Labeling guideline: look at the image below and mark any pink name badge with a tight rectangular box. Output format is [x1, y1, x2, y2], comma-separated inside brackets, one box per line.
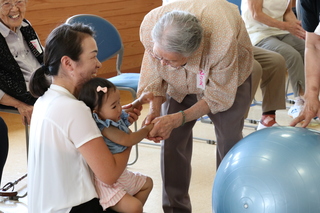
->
[30, 39, 43, 54]
[197, 70, 205, 90]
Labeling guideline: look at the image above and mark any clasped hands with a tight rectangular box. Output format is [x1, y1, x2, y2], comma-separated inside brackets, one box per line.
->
[123, 102, 180, 143]
[284, 19, 306, 40]
[142, 113, 181, 143]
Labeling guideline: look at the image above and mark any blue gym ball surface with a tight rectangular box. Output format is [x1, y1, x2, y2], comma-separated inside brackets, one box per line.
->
[212, 126, 320, 213]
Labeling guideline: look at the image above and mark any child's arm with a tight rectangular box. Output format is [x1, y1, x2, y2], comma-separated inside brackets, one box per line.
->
[101, 123, 154, 147]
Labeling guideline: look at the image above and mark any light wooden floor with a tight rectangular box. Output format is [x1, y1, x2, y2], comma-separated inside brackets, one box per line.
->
[1, 90, 320, 213]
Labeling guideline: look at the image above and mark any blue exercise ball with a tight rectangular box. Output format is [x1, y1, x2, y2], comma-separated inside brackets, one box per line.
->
[212, 126, 320, 213]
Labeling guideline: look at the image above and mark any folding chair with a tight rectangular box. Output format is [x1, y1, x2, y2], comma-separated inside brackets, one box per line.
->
[66, 14, 139, 165]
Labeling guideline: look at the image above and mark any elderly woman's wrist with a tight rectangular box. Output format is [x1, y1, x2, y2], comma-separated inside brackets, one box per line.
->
[280, 21, 288, 31]
[14, 100, 26, 109]
[179, 110, 186, 127]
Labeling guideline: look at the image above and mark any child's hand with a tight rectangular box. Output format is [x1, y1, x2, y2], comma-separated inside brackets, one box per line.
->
[143, 123, 154, 132]
[143, 123, 162, 143]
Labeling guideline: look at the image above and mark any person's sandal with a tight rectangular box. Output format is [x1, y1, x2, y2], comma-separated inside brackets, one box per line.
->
[257, 115, 279, 130]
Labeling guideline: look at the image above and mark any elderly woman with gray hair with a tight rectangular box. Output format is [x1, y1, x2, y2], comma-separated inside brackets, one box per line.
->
[138, 0, 253, 212]
[0, 0, 43, 189]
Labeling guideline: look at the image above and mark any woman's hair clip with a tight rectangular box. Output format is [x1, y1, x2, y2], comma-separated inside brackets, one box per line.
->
[97, 86, 108, 93]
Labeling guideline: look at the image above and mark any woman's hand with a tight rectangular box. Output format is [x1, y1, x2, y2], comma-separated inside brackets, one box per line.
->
[147, 112, 182, 142]
[284, 20, 306, 40]
[17, 103, 33, 125]
[290, 98, 320, 127]
[141, 109, 163, 143]
[0, 94, 34, 125]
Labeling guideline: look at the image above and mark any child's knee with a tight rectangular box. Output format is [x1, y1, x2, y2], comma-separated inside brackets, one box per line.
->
[145, 176, 153, 191]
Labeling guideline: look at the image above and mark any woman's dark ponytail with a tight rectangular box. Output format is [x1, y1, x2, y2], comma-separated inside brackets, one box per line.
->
[29, 65, 51, 98]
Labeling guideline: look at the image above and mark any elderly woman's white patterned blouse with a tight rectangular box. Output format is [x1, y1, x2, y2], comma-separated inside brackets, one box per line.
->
[138, 0, 253, 114]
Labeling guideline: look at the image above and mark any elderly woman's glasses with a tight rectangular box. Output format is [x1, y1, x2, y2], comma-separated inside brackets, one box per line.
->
[148, 49, 165, 62]
[0, 0, 26, 11]
[147, 49, 187, 69]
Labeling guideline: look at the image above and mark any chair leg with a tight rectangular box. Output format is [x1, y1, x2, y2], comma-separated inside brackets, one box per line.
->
[127, 145, 139, 166]
[127, 120, 139, 165]
[192, 117, 216, 144]
[285, 76, 295, 106]
[25, 125, 29, 159]
[128, 90, 138, 165]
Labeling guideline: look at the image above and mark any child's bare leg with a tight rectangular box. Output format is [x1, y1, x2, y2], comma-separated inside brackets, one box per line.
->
[110, 177, 153, 213]
[134, 177, 153, 205]
[111, 193, 143, 213]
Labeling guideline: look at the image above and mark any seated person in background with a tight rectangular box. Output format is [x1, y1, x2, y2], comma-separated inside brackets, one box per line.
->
[251, 46, 287, 130]
[241, 0, 306, 119]
[0, 0, 43, 189]
[0, 117, 8, 187]
[78, 77, 154, 213]
[290, 0, 320, 127]
[0, 0, 44, 124]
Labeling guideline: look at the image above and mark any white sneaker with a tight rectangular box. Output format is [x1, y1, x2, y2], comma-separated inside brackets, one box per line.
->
[257, 122, 279, 130]
[288, 105, 303, 119]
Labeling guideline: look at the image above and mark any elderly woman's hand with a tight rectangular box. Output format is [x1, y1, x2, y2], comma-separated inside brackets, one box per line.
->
[122, 104, 142, 124]
[17, 103, 33, 125]
[140, 110, 161, 142]
[148, 112, 182, 141]
[284, 20, 306, 40]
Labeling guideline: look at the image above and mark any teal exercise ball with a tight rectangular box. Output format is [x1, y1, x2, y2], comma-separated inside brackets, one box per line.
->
[212, 127, 320, 213]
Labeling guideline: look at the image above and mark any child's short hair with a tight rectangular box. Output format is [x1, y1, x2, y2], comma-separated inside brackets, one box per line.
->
[78, 77, 117, 112]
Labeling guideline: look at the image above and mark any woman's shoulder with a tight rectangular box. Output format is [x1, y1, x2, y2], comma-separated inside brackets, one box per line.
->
[41, 87, 90, 114]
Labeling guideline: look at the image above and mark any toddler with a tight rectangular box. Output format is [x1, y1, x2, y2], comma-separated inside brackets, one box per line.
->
[78, 77, 154, 213]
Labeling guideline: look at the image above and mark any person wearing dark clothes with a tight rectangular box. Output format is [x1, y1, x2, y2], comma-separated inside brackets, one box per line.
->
[0, 117, 8, 187]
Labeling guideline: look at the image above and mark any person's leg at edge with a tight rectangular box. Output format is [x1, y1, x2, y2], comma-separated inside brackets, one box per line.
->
[254, 47, 287, 129]
[280, 34, 306, 117]
[245, 58, 261, 119]
[161, 94, 198, 213]
[256, 35, 305, 98]
[0, 117, 9, 187]
[209, 75, 252, 168]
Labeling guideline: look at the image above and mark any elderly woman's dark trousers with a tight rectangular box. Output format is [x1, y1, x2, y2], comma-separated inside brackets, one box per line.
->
[161, 76, 252, 213]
